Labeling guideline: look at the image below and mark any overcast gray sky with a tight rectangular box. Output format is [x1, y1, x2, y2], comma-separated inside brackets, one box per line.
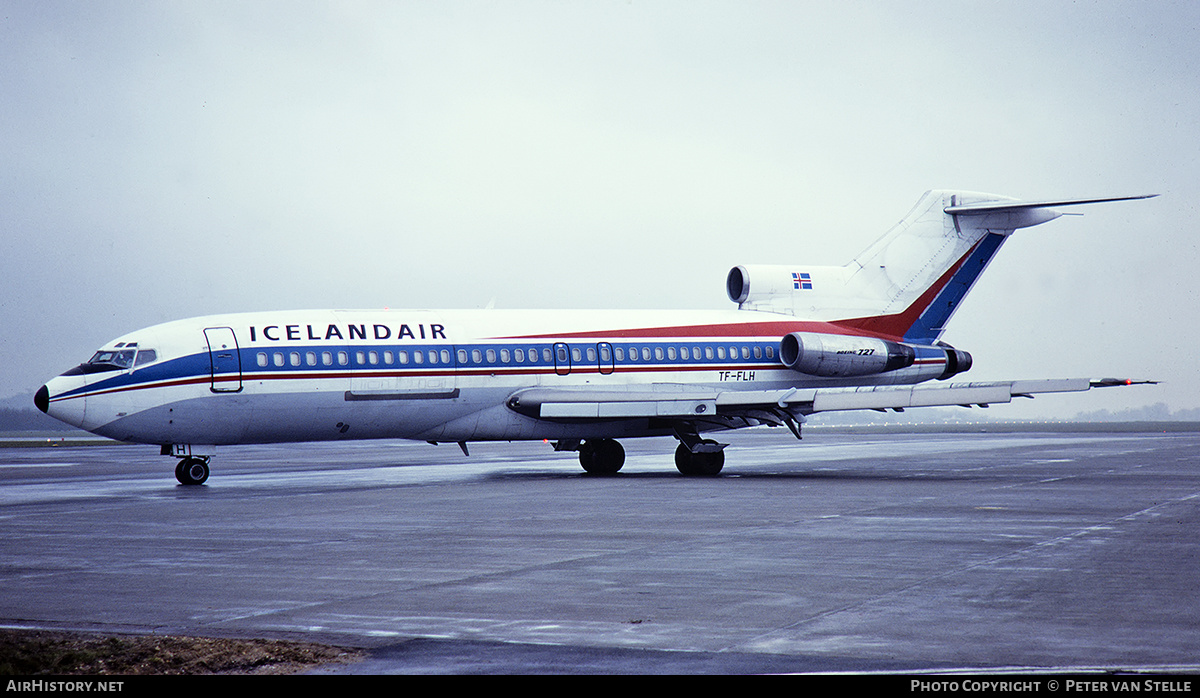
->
[2, 1, 1196, 418]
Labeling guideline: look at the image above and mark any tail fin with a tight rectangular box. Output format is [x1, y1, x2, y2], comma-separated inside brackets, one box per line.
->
[729, 190, 1155, 343]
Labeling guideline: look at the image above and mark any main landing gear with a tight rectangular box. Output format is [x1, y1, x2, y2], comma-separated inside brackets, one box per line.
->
[558, 431, 727, 476]
[174, 457, 210, 486]
[578, 438, 625, 475]
[674, 440, 725, 476]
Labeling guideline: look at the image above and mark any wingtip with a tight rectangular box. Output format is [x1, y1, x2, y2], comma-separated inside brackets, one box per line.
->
[1089, 378, 1159, 388]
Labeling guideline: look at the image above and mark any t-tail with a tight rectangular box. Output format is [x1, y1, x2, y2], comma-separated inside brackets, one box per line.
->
[727, 190, 1157, 344]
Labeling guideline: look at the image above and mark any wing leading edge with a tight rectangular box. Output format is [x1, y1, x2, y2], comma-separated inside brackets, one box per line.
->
[509, 378, 1156, 421]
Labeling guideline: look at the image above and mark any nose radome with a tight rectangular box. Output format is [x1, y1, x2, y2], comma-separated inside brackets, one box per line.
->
[34, 385, 49, 413]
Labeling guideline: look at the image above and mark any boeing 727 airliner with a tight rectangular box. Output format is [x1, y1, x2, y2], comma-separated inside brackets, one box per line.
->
[35, 190, 1155, 484]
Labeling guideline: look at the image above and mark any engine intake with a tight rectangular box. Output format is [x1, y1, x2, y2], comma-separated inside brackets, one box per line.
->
[779, 332, 916, 378]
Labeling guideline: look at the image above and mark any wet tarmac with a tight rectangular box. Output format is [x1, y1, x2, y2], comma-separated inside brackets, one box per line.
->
[2, 429, 1198, 674]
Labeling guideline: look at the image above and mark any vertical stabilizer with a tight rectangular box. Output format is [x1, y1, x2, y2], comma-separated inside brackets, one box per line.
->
[834, 190, 1017, 343]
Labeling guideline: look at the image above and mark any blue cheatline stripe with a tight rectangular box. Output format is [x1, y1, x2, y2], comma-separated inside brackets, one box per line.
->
[53, 338, 792, 401]
[904, 232, 1007, 345]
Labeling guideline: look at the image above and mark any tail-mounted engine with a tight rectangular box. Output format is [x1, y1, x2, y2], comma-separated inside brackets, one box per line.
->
[779, 332, 914, 377]
[778, 331, 973, 381]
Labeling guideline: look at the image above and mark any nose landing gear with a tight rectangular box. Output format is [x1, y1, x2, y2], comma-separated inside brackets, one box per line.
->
[175, 457, 210, 486]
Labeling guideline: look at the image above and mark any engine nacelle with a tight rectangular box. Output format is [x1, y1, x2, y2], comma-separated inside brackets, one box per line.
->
[779, 331, 916, 378]
[726, 264, 872, 318]
[728, 264, 848, 305]
[939, 347, 973, 380]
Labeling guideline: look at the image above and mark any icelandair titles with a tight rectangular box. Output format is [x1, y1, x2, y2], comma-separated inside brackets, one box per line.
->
[248, 323, 447, 343]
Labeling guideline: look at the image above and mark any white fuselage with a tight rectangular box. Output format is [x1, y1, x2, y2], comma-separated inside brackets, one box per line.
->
[40, 307, 953, 448]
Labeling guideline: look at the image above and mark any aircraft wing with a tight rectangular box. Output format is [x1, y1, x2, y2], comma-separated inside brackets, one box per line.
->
[508, 378, 1154, 422]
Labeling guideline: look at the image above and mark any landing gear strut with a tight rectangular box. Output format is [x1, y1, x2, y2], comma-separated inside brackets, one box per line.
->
[578, 438, 625, 475]
[175, 457, 210, 485]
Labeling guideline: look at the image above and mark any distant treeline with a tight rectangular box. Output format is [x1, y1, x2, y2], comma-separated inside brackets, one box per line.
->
[0, 408, 80, 432]
[1073, 402, 1200, 422]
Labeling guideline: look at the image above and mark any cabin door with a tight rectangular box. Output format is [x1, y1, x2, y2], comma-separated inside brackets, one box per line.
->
[204, 327, 243, 393]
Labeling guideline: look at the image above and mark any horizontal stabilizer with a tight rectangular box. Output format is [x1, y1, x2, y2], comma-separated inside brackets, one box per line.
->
[944, 194, 1158, 215]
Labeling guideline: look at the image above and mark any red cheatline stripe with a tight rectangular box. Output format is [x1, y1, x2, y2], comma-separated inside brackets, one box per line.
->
[495, 320, 895, 341]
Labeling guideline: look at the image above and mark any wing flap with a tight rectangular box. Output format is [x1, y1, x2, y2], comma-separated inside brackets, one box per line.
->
[515, 388, 718, 419]
[806, 379, 1093, 412]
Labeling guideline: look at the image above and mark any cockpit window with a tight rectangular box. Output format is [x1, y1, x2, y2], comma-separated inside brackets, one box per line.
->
[87, 349, 136, 370]
[76, 347, 157, 374]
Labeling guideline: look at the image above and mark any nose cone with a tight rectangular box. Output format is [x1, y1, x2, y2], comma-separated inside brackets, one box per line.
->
[37, 376, 88, 430]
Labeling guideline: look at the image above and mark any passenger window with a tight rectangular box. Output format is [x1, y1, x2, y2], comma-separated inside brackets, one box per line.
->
[472, 349, 482, 363]
[680, 347, 689, 360]
[257, 353, 268, 368]
[500, 349, 510, 363]
[355, 351, 366, 365]
[427, 351, 437, 364]
[399, 351, 409, 364]
[273, 352, 284, 367]
[766, 346, 774, 359]
[515, 348, 525, 363]
[457, 349, 468, 364]
[413, 351, 424, 364]
[322, 351, 333, 366]
[486, 349, 497, 363]
[654, 347, 664, 361]
[542, 347, 552, 362]
[441, 350, 451, 364]
[384, 351, 394, 365]
[306, 351, 317, 366]
[705, 346, 715, 360]
[753, 346, 762, 359]
[368, 351, 379, 365]
[717, 347, 726, 360]
[642, 347, 652, 361]
[667, 347, 676, 360]
[571, 347, 581, 362]
[337, 351, 348, 366]
[586, 347, 596, 362]
[290, 352, 301, 367]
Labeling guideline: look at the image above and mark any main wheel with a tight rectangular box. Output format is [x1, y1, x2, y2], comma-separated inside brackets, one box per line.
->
[674, 441, 724, 476]
[579, 439, 625, 475]
[176, 457, 210, 485]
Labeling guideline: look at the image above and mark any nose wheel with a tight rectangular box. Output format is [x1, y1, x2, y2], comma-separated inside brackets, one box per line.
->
[175, 457, 210, 485]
